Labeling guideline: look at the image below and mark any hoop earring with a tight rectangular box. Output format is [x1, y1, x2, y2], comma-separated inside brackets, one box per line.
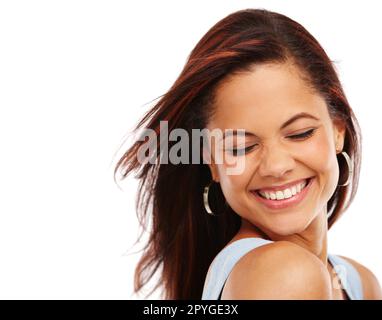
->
[337, 151, 353, 187]
[203, 180, 218, 216]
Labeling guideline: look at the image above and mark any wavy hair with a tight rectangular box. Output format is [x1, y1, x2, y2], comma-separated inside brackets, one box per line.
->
[114, 8, 362, 299]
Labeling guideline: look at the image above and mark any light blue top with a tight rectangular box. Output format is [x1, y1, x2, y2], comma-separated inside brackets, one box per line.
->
[201, 237, 363, 300]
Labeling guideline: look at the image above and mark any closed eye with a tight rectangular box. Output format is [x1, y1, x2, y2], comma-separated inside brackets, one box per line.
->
[288, 128, 316, 140]
[227, 144, 258, 156]
[227, 128, 317, 156]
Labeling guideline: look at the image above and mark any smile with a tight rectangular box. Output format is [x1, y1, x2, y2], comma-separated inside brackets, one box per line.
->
[250, 177, 315, 210]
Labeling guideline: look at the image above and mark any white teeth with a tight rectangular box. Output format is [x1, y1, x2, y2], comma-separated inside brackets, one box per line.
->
[258, 179, 309, 200]
[284, 188, 292, 198]
[276, 191, 284, 200]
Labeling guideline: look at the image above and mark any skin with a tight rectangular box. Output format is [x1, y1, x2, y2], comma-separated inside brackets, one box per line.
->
[203, 61, 382, 300]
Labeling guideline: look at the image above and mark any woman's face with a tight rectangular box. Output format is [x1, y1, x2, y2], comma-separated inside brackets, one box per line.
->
[205, 62, 346, 237]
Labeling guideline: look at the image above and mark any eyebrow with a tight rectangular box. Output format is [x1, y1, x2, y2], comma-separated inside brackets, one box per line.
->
[222, 112, 320, 139]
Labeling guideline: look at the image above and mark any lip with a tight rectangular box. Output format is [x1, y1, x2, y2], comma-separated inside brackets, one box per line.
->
[250, 177, 315, 210]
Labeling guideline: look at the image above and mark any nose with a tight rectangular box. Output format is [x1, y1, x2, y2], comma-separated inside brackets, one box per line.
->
[257, 145, 295, 179]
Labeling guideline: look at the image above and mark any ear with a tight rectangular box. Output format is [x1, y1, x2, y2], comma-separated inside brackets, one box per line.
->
[202, 146, 220, 182]
[332, 118, 346, 153]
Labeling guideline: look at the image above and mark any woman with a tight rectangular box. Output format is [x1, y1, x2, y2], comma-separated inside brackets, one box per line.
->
[114, 8, 382, 299]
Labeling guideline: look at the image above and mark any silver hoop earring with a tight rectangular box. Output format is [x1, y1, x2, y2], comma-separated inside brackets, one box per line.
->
[337, 151, 353, 187]
[203, 181, 218, 216]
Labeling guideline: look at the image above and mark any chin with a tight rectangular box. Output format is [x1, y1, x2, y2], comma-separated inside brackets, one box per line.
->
[265, 219, 310, 237]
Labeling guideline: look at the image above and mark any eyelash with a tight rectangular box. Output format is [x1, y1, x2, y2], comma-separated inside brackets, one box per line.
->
[228, 128, 316, 156]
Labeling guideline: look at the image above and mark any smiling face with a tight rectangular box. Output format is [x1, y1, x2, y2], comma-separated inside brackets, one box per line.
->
[204, 61, 346, 237]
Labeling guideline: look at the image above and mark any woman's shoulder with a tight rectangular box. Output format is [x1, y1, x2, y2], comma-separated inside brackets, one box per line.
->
[221, 240, 332, 299]
[338, 255, 382, 299]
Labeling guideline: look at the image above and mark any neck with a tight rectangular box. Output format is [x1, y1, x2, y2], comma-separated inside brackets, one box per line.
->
[275, 208, 329, 266]
[238, 207, 329, 267]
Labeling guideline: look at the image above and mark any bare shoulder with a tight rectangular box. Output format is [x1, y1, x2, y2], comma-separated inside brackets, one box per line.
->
[339, 255, 382, 300]
[221, 240, 332, 299]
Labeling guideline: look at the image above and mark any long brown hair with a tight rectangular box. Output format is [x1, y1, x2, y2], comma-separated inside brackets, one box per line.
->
[114, 8, 362, 299]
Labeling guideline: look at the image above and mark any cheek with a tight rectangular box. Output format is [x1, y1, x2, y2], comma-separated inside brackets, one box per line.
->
[307, 133, 339, 198]
[216, 161, 253, 207]
[217, 163, 248, 192]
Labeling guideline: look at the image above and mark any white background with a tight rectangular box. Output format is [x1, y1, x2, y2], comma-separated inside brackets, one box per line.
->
[0, 0, 381, 299]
